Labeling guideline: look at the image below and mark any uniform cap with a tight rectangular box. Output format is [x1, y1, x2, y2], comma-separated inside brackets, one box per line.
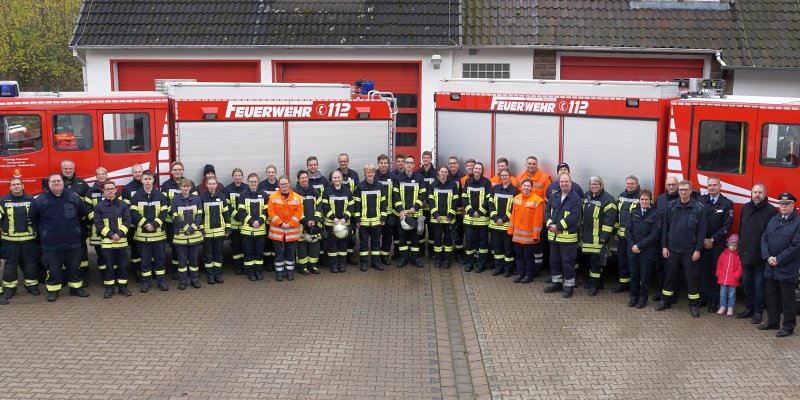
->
[556, 163, 570, 173]
[203, 164, 216, 175]
[778, 192, 796, 203]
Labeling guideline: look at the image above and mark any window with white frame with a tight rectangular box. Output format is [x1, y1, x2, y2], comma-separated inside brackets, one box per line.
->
[462, 63, 510, 79]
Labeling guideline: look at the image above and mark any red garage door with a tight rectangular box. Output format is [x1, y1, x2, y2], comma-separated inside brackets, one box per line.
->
[560, 57, 704, 81]
[275, 61, 421, 160]
[115, 60, 261, 91]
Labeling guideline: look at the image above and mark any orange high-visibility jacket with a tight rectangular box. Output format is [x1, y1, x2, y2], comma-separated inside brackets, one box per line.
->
[267, 190, 303, 242]
[516, 169, 552, 200]
[507, 192, 545, 245]
[490, 174, 519, 188]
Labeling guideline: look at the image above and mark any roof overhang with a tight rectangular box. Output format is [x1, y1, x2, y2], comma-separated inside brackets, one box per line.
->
[721, 65, 800, 71]
[70, 44, 462, 51]
[461, 45, 720, 54]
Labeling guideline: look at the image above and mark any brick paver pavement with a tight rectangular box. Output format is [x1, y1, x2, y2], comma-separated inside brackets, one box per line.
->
[2, 258, 799, 399]
[1, 266, 439, 400]
[461, 271, 800, 399]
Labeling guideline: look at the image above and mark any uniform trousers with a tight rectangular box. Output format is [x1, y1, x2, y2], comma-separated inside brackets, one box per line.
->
[102, 247, 129, 287]
[1, 241, 39, 289]
[550, 242, 577, 287]
[138, 241, 166, 284]
[358, 225, 382, 266]
[662, 250, 701, 306]
[765, 278, 796, 331]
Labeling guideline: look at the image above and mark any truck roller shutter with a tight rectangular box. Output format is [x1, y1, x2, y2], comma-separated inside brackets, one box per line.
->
[436, 111, 492, 169]
[176, 121, 285, 182]
[494, 114, 560, 177]
[287, 120, 391, 177]
[562, 118, 658, 197]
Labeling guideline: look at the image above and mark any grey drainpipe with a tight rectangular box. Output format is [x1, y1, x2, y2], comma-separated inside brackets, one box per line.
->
[72, 49, 89, 92]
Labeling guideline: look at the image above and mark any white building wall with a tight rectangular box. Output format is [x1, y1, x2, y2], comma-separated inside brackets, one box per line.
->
[732, 69, 800, 97]
[84, 47, 533, 159]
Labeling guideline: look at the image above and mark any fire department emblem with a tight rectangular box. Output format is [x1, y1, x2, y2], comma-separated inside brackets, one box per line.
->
[12, 168, 22, 178]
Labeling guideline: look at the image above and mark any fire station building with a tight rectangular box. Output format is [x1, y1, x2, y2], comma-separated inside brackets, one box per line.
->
[70, 1, 800, 161]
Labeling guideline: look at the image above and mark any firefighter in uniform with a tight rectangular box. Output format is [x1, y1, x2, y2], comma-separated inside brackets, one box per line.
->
[258, 165, 279, 271]
[490, 157, 519, 187]
[515, 156, 551, 279]
[653, 176, 679, 302]
[354, 163, 387, 271]
[86, 167, 110, 282]
[161, 161, 197, 276]
[625, 189, 661, 308]
[94, 181, 133, 298]
[225, 168, 247, 275]
[545, 163, 584, 199]
[122, 164, 144, 281]
[200, 176, 231, 284]
[543, 174, 582, 298]
[295, 170, 322, 275]
[60, 159, 91, 285]
[447, 156, 466, 263]
[615, 175, 641, 293]
[516, 156, 551, 200]
[236, 173, 267, 281]
[330, 153, 360, 265]
[376, 154, 396, 265]
[759, 192, 800, 338]
[268, 176, 304, 281]
[389, 153, 406, 260]
[486, 169, 519, 277]
[171, 178, 204, 290]
[323, 170, 354, 273]
[508, 179, 546, 283]
[657, 180, 707, 318]
[31, 174, 90, 302]
[697, 176, 733, 313]
[462, 161, 491, 272]
[307, 156, 330, 196]
[580, 176, 618, 296]
[429, 165, 459, 269]
[130, 170, 170, 292]
[394, 155, 427, 268]
[0, 178, 39, 304]
[416, 151, 436, 257]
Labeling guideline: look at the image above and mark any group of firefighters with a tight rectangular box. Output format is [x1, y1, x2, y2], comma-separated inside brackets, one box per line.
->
[1, 152, 797, 336]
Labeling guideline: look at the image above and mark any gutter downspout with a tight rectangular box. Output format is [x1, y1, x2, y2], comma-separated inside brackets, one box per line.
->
[715, 51, 727, 68]
[72, 49, 88, 92]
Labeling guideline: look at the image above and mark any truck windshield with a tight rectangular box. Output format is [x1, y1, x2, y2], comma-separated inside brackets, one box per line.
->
[1, 115, 44, 156]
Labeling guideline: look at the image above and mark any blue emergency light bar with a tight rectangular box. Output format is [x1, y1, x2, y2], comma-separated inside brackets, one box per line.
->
[0, 81, 20, 97]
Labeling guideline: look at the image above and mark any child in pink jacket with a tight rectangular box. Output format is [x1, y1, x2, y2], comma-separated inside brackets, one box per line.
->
[716, 234, 743, 316]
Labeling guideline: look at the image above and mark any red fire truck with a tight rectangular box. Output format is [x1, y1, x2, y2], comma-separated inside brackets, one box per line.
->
[0, 82, 395, 195]
[434, 79, 800, 212]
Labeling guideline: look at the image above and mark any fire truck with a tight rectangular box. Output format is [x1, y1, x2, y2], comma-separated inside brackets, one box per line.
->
[434, 79, 800, 212]
[0, 81, 395, 194]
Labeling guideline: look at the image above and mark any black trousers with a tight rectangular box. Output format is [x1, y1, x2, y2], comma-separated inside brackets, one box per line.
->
[326, 227, 348, 266]
[380, 215, 395, 257]
[765, 277, 796, 331]
[490, 229, 514, 271]
[742, 263, 766, 314]
[358, 225, 382, 266]
[700, 242, 725, 304]
[204, 236, 225, 275]
[242, 235, 265, 272]
[616, 236, 631, 285]
[464, 224, 488, 266]
[174, 243, 200, 283]
[138, 241, 166, 284]
[397, 224, 420, 260]
[550, 242, 577, 287]
[629, 248, 657, 301]
[1, 240, 39, 288]
[663, 250, 701, 306]
[297, 240, 321, 268]
[429, 222, 453, 261]
[514, 242, 543, 278]
[43, 248, 82, 292]
[229, 229, 244, 268]
[102, 247, 129, 287]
